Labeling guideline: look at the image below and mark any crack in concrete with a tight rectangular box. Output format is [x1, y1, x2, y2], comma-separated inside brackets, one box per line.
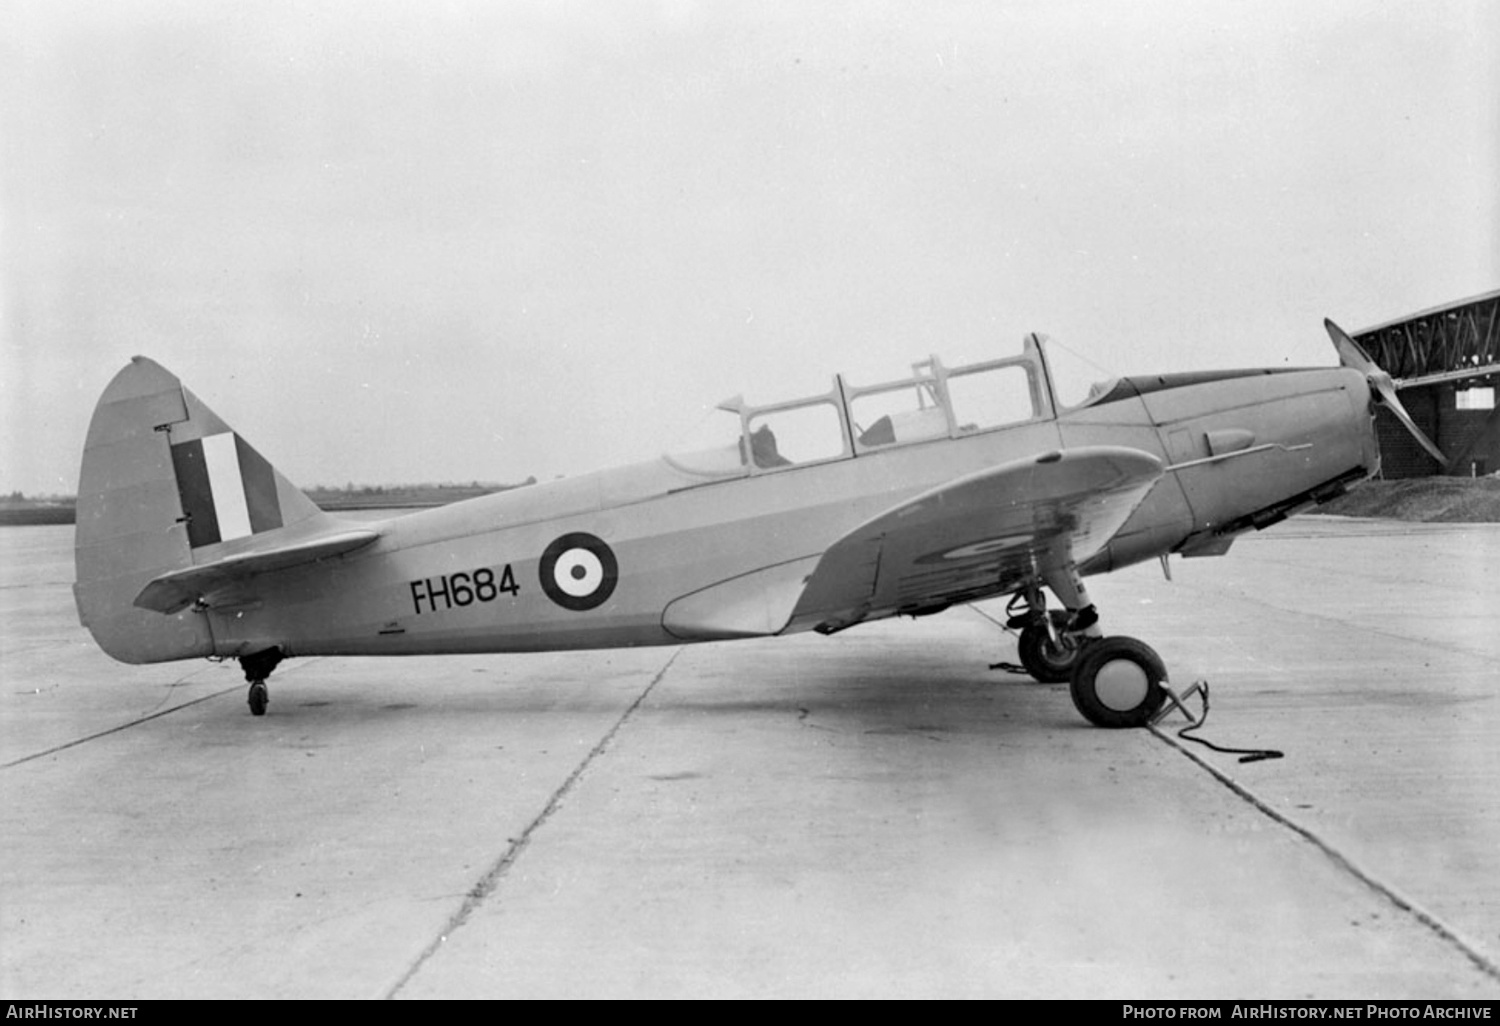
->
[968, 595, 1500, 984]
[382, 647, 683, 1000]
[1, 658, 329, 769]
[1150, 724, 1500, 986]
[1, 687, 237, 769]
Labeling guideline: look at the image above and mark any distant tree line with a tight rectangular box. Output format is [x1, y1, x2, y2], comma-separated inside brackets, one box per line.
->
[0, 479, 538, 520]
[306, 478, 537, 510]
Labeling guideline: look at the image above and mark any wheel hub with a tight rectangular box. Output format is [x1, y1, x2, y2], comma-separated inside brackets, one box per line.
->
[1094, 658, 1150, 712]
[1043, 635, 1079, 666]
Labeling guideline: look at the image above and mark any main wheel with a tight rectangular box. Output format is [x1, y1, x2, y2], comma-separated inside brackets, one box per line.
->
[1017, 611, 1083, 683]
[1069, 636, 1166, 728]
[247, 681, 269, 717]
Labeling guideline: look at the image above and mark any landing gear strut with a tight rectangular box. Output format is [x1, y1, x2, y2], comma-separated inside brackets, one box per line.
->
[1013, 571, 1168, 728]
[1017, 610, 1080, 683]
[1008, 582, 1099, 684]
[239, 647, 284, 717]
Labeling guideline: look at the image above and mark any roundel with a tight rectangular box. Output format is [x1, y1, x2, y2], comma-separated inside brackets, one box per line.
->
[938, 535, 1032, 560]
[916, 533, 1033, 565]
[539, 532, 619, 611]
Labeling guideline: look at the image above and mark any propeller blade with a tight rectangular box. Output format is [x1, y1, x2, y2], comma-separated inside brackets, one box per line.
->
[1325, 318, 1380, 377]
[1325, 319, 1449, 469]
[1374, 377, 1450, 468]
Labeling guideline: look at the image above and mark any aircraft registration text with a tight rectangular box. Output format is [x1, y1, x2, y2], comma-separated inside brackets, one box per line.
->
[409, 566, 519, 615]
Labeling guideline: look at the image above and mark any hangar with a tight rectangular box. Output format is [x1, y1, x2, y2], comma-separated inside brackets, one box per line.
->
[1352, 289, 1500, 478]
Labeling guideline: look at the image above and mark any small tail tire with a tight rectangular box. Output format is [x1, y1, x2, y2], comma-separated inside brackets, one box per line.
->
[1069, 636, 1166, 728]
[248, 681, 269, 717]
[1017, 611, 1083, 683]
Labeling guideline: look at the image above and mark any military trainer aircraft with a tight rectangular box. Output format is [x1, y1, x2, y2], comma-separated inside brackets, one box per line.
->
[74, 320, 1432, 726]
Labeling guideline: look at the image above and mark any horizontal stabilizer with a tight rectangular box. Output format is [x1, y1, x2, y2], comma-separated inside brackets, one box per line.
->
[134, 528, 380, 614]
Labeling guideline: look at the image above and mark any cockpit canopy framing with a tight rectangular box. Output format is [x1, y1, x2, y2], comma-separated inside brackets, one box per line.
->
[664, 334, 1079, 479]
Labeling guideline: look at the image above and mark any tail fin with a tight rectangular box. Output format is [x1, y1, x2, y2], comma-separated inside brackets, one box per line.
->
[74, 356, 326, 664]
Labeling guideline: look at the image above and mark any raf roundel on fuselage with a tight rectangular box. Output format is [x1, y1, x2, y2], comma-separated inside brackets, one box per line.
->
[538, 533, 619, 611]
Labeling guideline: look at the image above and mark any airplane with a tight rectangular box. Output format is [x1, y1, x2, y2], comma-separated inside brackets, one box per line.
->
[73, 320, 1435, 726]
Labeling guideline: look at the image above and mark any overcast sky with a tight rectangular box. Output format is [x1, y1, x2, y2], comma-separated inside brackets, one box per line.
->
[2, 0, 1495, 496]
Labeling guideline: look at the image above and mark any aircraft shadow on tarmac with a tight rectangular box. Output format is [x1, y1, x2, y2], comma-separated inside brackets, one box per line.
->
[225, 634, 1086, 743]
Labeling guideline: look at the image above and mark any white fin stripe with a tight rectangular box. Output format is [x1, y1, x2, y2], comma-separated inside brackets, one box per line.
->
[202, 432, 253, 542]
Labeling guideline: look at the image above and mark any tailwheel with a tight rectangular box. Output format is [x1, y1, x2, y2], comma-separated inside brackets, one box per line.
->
[1017, 610, 1083, 683]
[1069, 636, 1167, 728]
[239, 647, 283, 718]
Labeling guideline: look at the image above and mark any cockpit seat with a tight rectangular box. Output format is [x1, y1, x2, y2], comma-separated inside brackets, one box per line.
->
[749, 424, 791, 468]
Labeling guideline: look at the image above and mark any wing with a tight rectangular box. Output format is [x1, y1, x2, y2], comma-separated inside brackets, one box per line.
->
[134, 527, 380, 614]
[786, 446, 1163, 633]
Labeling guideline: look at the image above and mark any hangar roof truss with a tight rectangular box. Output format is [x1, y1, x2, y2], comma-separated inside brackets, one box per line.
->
[1354, 289, 1500, 387]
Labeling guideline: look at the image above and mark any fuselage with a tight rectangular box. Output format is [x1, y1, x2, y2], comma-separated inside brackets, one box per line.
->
[204, 361, 1377, 662]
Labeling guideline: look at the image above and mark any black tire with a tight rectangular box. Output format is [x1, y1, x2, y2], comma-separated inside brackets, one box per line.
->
[248, 681, 269, 717]
[1068, 636, 1166, 728]
[1017, 611, 1082, 683]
